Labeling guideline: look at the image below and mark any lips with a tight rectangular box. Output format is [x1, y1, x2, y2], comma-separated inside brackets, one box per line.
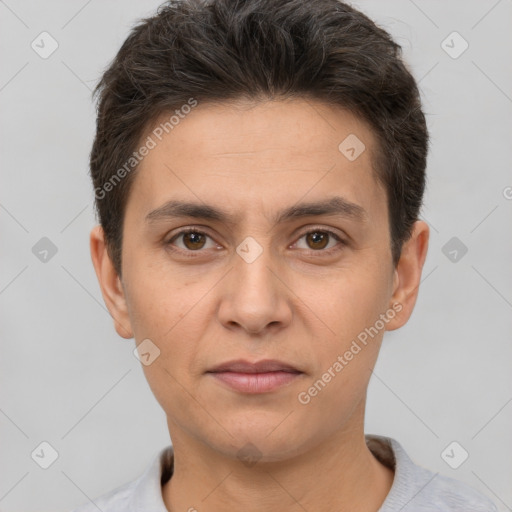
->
[207, 359, 302, 374]
[206, 359, 303, 394]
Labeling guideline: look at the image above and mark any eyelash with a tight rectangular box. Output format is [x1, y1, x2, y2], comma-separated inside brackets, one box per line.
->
[165, 226, 346, 259]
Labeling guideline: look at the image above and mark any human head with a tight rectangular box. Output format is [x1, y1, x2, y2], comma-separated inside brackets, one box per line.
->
[89, 0, 429, 467]
[90, 0, 428, 277]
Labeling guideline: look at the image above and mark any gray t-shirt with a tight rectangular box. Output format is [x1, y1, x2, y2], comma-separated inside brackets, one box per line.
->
[71, 435, 497, 511]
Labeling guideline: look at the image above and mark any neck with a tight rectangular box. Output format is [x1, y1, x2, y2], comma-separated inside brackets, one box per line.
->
[162, 405, 394, 512]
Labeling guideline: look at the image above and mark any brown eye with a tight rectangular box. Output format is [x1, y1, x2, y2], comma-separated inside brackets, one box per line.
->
[305, 231, 329, 250]
[294, 228, 345, 255]
[182, 231, 206, 250]
[167, 229, 216, 252]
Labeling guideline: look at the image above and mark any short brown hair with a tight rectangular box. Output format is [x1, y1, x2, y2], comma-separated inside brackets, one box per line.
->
[90, 0, 428, 276]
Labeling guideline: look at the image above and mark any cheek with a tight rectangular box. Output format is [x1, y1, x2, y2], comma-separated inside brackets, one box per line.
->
[301, 266, 390, 396]
[124, 264, 210, 372]
[298, 298, 386, 417]
[123, 254, 185, 337]
[311, 266, 391, 342]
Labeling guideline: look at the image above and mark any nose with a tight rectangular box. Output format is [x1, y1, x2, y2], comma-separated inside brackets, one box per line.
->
[217, 243, 293, 336]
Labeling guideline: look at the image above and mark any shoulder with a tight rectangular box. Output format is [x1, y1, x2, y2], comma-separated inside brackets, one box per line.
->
[69, 445, 174, 512]
[424, 471, 498, 512]
[70, 479, 135, 512]
[366, 435, 498, 512]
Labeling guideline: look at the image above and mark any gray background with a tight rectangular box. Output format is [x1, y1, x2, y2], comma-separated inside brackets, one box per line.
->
[1, 0, 511, 510]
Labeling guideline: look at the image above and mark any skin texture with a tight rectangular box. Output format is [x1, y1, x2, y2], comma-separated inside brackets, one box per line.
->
[90, 97, 429, 512]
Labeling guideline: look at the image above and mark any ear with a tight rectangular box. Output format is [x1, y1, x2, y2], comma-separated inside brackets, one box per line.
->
[386, 220, 429, 331]
[90, 225, 134, 339]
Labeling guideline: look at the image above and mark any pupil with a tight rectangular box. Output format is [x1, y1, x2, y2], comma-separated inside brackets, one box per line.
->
[308, 232, 328, 250]
[186, 232, 204, 249]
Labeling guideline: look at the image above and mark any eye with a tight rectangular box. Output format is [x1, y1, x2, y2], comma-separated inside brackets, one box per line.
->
[167, 228, 217, 252]
[165, 226, 346, 258]
[293, 228, 346, 255]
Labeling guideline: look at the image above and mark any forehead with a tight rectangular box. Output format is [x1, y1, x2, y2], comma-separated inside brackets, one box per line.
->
[127, 97, 386, 225]
[144, 97, 376, 164]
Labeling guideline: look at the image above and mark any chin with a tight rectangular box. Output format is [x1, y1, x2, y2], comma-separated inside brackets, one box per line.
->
[204, 416, 310, 464]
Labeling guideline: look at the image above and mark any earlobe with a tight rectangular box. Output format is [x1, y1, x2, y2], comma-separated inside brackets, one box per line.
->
[385, 220, 429, 332]
[90, 225, 134, 339]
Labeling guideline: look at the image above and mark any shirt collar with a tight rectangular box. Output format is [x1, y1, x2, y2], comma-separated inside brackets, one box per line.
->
[124, 435, 423, 511]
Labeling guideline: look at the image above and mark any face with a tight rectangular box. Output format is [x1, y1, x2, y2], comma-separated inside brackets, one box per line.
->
[91, 97, 428, 462]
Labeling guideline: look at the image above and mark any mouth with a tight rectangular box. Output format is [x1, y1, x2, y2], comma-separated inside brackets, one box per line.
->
[206, 359, 303, 394]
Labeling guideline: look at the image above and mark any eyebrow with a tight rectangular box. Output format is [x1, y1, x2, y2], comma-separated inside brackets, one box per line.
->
[145, 196, 368, 226]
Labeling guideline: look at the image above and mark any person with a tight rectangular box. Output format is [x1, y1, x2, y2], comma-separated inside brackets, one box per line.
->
[73, 0, 498, 510]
